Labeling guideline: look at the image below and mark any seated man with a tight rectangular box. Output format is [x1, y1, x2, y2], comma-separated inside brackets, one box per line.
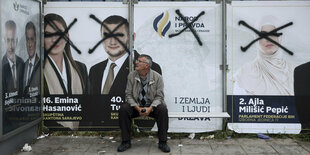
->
[117, 54, 170, 153]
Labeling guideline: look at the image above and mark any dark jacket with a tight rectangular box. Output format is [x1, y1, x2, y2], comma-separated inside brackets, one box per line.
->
[23, 55, 41, 97]
[2, 54, 24, 134]
[2, 54, 24, 96]
[294, 61, 310, 127]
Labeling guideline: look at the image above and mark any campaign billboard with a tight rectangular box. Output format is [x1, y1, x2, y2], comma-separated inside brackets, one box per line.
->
[1, 0, 41, 134]
[227, 1, 310, 134]
[44, 2, 223, 132]
[135, 2, 223, 132]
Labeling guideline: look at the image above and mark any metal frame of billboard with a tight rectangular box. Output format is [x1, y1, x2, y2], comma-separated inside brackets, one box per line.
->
[0, 0, 43, 141]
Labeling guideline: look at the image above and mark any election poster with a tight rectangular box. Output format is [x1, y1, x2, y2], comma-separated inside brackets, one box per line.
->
[227, 1, 310, 133]
[1, 0, 41, 134]
[44, 2, 223, 132]
[135, 2, 223, 132]
[44, 2, 128, 130]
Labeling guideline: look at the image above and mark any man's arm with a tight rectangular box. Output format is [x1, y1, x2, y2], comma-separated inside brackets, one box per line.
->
[150, 74, 164, 107]
[125, 72, 139, 107]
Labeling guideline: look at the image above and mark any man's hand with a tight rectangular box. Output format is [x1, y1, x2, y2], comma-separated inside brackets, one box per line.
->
[134, 106, 143, 116]
[135, 106, 153, 116]
[143, 107, 153, 116]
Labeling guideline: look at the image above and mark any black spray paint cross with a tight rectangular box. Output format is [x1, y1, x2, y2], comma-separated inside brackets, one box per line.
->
[168, 9, 205, 46]
[88, 14, 129, 54]
[238, 20, 294, 55]
[44, 18, 81, 57]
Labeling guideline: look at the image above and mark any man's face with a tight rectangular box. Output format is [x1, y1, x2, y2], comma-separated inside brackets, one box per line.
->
[135, 57, 149, 72]
[259, 25, 279, 55]
[102, 24, 128, 59]
[26, 28, 36, 59]
[5, 28, 17, 61]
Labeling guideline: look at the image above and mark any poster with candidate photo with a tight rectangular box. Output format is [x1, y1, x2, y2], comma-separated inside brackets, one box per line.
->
[227, 1, 310, 134]
[44, 2, 129, 130]
[44, 2, 224, 133]
[1, 0, 41, 134]
[134, 2, 223, 132]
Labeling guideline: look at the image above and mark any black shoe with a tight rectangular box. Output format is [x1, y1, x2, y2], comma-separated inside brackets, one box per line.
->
[117, 141, 131, 152]
[158, 142, 170, 153]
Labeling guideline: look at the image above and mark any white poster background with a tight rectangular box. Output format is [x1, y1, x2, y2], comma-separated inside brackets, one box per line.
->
[227, 1, 310, 134]
[135, 2, 222, 132]
[1, 0, 40, 62]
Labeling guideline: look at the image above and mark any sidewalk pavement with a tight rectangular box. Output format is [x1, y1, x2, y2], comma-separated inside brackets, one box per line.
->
[15, 135, 310, 155]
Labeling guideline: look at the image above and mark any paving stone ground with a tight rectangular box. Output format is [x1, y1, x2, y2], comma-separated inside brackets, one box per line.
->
[14, 136, 310, 155]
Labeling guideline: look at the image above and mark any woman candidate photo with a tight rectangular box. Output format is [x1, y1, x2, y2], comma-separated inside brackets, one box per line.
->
[43, 13, 89, 130]
[233, 15, 295, 95]
[44, 13, 89, 95]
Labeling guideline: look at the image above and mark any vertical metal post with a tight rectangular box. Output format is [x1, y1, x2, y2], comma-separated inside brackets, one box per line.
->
[0, 0, 3, 137]
[40, 0, 44, 130]
[128, 0, 134, 72]
[222, 0, 228, 130]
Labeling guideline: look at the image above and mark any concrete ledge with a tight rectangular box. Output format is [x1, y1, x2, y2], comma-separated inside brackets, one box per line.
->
[168, 112, 230, 118]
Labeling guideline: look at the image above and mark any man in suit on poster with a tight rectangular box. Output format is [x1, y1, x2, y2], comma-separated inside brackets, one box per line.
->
[23, 21, 40, 97]
[294, 62, 310, 128]
[83, 15, 161, 128]
[2, 20, 24, 134]
[89, 15, 161, 95]
[2, 20, 24, 97]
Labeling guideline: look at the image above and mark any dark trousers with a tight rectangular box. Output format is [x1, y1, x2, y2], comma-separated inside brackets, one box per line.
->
[119, 103, 169, 142]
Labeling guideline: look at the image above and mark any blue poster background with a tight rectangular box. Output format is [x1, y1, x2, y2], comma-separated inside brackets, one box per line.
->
[227, 95, 299, 123]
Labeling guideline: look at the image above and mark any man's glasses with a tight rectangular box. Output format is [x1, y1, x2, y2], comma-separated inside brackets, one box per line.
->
[136, 59, 148, 64]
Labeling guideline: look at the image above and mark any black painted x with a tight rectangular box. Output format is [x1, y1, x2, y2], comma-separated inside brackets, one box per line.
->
[88, 14, 129, 54]
[169, 9, 205, 46]
[44, 18, 81, 58]
[239, 20, 294, 55]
